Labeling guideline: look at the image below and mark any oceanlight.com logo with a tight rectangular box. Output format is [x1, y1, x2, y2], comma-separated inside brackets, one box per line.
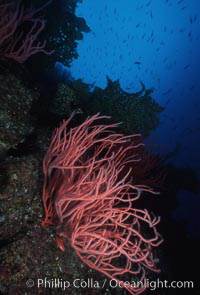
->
[25, 277, 194, 291]
[109, 278, 194, 291]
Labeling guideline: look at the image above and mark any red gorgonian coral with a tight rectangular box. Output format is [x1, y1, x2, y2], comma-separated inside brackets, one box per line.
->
[0, 0, 54, 63]
[41, 114, 163, 295]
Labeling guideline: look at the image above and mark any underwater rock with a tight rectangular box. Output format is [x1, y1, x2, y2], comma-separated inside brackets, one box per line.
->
[0, 69, 38, 156]
[50, 83, 82, 117]
[81, 77, 164, 136]
[0, 155, 39, 242]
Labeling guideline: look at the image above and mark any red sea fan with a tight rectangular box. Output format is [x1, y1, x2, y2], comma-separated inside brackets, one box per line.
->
[41, 113, 163, 295]
[0, 0, 54, 63]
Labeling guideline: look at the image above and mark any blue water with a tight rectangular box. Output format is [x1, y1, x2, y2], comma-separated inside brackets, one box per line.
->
[69, 0, 200, 175]
[67, 0, 200, 238]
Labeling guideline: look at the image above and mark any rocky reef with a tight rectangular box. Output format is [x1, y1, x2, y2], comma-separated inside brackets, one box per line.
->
[0, 62, 38, 156]
[82, 77, 164, 136]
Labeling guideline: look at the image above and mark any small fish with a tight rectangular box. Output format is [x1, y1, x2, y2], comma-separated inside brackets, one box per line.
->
[56, 236, 65, 251]
[146, 1, 151, 7]
[184, 64, 190, 69]
[165, 99, 170, 106]
[177, 0, 184, 4]
[193, 15, 197, 22]
[162, 88, 173, 95]
[134, 61, 141, 65]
